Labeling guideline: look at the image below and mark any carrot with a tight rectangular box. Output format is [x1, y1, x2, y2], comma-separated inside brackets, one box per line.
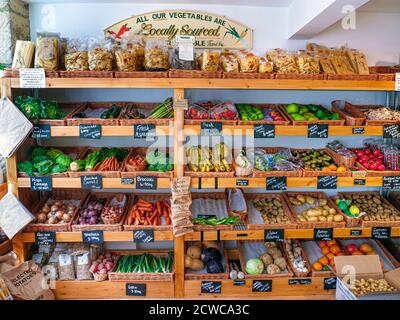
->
[143, 220, 148, 225]
[162, 200, 170, 209]
[127, 215, 133, 225]
[150, 210, 158, 221]
[137, 200, 152, 207]
[156, 200, 163, 215]
[166, 216, 171, 225]
[163, 206, 168, 218]
[134, 217, 140, 225]
[157, 216, 160, 225]
[137, 206, 153, 212]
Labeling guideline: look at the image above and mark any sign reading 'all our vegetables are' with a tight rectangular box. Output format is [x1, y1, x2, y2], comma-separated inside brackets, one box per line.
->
[104, 10, 252, 49]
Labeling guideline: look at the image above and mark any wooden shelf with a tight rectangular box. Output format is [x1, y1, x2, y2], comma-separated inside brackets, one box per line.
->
[6, 77, 395, 91]
[22, 231, 173, 242]
[17, 177, 171, 189]
[0, 240, 12, 255]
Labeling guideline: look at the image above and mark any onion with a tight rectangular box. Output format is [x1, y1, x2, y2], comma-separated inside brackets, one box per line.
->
[62, 213, 71, 222]
[47, 212, 54, 219]
[51, 205, 59, 212]
[67, 205, 76, 211]
[89, 216, 98, 225]
[88, 210, 98, 217]
[54, 201, 63, 207]
[42, 205, 51, 214]
[37, 213, 47, 223]
[56, 210, 64, 220]
[88, 203, 95, 210]
[48, 216, 58, 224]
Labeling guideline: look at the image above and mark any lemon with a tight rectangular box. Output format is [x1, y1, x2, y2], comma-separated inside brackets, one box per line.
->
[349, 205, 360, 216]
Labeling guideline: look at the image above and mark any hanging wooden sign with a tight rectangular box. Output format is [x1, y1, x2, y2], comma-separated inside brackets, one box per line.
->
[104, 10, 252, 49]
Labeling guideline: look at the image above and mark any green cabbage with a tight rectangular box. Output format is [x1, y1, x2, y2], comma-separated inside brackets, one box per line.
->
[55, 154, 72, 167]
[245, 258, 264, 275]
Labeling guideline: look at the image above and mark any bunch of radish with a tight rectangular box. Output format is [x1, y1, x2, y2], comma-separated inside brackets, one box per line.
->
[90, 253, 118, 275]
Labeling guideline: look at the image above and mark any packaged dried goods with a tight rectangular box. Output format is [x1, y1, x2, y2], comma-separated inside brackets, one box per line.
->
[258, 56, 273, 73]
[115, 34, 144, 71]
[58, 253, 75, 281]
[34, 33, 59, 71]
[64, 38, 89, 71]
[144, 38, 169, 71]
[237, 51, 259, 73]
[198, 50, 220, 72]
[125, 197, 172, 227]
[272, 51, 299, 74]
[297, 51, 320, 74]
[186, 143, 232, 173]
[12, 40, 35, 69]
[88, 38, 114, 71]
[75, 252, 92, 280]
[220, 51, 239, 72]
[171, 35, 196, 70]
[234, 150, 254, 177]
[346, 49, 369, 75]
[186, 103, 210, 120]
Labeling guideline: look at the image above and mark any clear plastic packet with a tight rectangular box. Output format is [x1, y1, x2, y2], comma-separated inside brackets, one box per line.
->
[297, 51, 320, 74]
[266, 48, 285, 62]
[144, 38, 169, 71]
[65, 38, 89, 71]
[115, 34, 145, 71]
[88, 38, 114, 71]
[258, 56, 273, 73]
[237, 51, 259, 73]
[273, 51, 299, 74]
[198, 50, 220, 72]
[346, 49, 369, 75]
[34, 32, 60, 71]
[209, 101, 238, 120]
[75, 252, 92, 281]
[171, 36, 196, 70]
[220, 51, 239, 72]
[318, 54, 336, 74]
[186, 103, 210, 119]
[58, 253, 75, 281]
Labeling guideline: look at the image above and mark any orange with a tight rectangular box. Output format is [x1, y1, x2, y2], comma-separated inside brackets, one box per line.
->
[352, 250, 364, 256]
[359, 243, 373, 254]
[337, 166, 347, 172]
[326, 240, 337, 247]
[319, 256, 329, 266]
[321, 246, 331, 255]
[326, 252, 335, 260]
[313, 262, 323, 271]
[318, 241, 327, 248]
[328, 164, 338, 171]
[322, 167, 331, 172]
[336, 252, 345, 256]
[329, 258, 335, 268]
[330, 244, 341, 255]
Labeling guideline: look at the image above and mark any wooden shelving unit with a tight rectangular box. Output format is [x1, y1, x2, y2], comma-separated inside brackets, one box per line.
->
[2, 76, 398, 300]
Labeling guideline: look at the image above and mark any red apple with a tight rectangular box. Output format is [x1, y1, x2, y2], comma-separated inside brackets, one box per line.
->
[377, 164, 386, 171]
[346, 244, 358, 254]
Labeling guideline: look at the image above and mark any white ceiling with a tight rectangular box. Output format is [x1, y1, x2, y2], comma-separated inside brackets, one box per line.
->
[24, 0, 295, 6]
[359, 0, 400, 13]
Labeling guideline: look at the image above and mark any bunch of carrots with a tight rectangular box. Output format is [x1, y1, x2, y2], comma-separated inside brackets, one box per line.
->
[127, 198, 171, 226]
[94, 156, 120, 171]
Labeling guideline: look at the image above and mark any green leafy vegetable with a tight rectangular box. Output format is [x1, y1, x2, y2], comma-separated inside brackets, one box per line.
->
[84, 150, 101, 171]
[40, 101, 64, 119]
[14, 96, 64, 123]
[55, 154, 72, 167]
[70, 160, 86, 172]
[47, 148, 64, 160]
[51, 164, 68, 174]
[34, 159, 54, 176]
[31, 146, 47, 158]
[192, 216, 239, 226]
[32, 154, 49, 163]
[17, 161, 35, 177]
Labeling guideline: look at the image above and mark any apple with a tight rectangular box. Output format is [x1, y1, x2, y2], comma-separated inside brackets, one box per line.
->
[364, 149, 371, 155]
[377, 164, 386, 171]
[346, 244, 358, 254]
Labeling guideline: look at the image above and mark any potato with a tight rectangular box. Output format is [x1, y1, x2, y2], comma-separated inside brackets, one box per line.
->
[333, 214, 344, 222]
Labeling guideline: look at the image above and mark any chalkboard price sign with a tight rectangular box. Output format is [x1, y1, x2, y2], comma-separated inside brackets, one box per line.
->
[252, 280, 272, 292]
[79, 124, 102, 139]
[121, 178, 135, 185]
[372, 227, 391, 240]
[352, 127, 365, 135]
[201, 281, 222, 294]
[201, 122, 222, 136]
[30, 176, 52, 191]
[264, 229, 284, 242]
[254, 124, 275, 139]
[126, 283, 146, 296]
[383, 176, 400, 190]
[289, 279, 312, 285]
[383, 124, 400, 139]
[350, 229, 362, 237]
[354, 179, 366, 186]
[266, 177, 287, 191]
[133, 230, 154, 243]
[308, 124, 328, 138]
[314, 228, 333, 241]
[81, 175, 102, 189]
[35, 231, 56, 246]
[317, 176, 337, 190]
[32, 124, 51, 139]
[136, 176, 157, 190]
[236, 179, 249, 187]
[82, 230, 104, 244]
[324, 277, 337, 290]
[134, 124, 156, 139]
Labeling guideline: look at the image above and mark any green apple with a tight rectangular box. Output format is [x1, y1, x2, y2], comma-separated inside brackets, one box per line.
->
[286, 103, 299, 114]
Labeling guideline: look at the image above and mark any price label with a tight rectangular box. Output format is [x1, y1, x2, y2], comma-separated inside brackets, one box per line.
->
[126, 283, 146, 296]
[82, 230, 104, 244]
[350, 229, 362, 237]
[252, 280, 272, 292]
[264, 229, 284, 242]
[19, 68, 45, 88]
[383, 125, 400, 139]
[79, 124, 102, 139]
[372, 227, 391, 240]
[201, 281, 221, 294]
[134, 124, 156, 139]
[233, 279, 246, 286]
[201, 122, 222, 136]
[236, 179, 249, 187]
[121, 178, 134, 185]
[32, 125, 51, 139]
[396, 73, 400, 91]
[133, 230, 154, 243]
[324, 277, 337, 290]
[289, 279, 312, 285]
[314, 228, 333, 241]
[352, 127, 365, 135]
[30, 176, 52, 191]
[354, 179, 366, 186]
[383, 176, 400, 190]
[266, 177, 287, 191]
[254, 124, 275, 139]
[317, 176, 337, 190]
[35, 231, 56, 246]
[81, 175, 102, 189]
[308, 124, 328, 138]
[197, 215, 217, 219]
[136, 176, 157, 190]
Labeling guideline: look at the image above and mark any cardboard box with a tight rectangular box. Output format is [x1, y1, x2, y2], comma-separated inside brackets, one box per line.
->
[0, 0, 30, 66]
[335, 255, 400, 300]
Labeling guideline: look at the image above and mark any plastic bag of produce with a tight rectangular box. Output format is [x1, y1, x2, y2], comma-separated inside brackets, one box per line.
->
[88, 38, 114, 71]
[115, 34, 145, 71]
[273, 51, 299, 74]
[171, 35, 196, 70]
[1, 260, 55, 300]
[258, 56, 273, 73]
[209, 101, 238, 120]
[297, 51, 320, 74]
[220, 51, 239, 72]
[75, 252, 92, 281]
[34, 32, 60, 71]
[58, 253, 75, 281]
[186, 103, 209, 120]
[237, 51, 259, 73]
[144, 38, 169, 71]
[198, 50, 220, 72]
[65, 38, 89, 71]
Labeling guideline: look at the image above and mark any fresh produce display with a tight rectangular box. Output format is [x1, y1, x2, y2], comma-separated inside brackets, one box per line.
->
[236, 104, 285, 122]
[252, 198, 291, 225]
[185, 242, 225, 274]
[70, 147, 128, 173]
[344, 242, 375, 256]
[245, 242, 288, 275]
[353, 141, 399, 171]
[287, 194, 344, 223]
[33, 199, 77, 225]
[18, 147, 73, 176]
[312, 240, 346, 272]
[101, 194, 127, 224]
[119, 104, 145, 119]
[99, 105, 121, 119]
[284, 240, 310, 276]
[336, 193, 400, 223]
[254, 148, 302, 172]
[75, 198, 105, 226]
[335, 197, 364, 219]
[292, 149, 347, 172]
[145, 150, 173, 172]
[186, 143, 232, 173]
[14, 96, 65, 122]
[186, 104, 209, 119]
[353, 146, 387, 171]
[229, 261, 244, 280]
[186, 101, 238, 120]
[363, 107, 400, 121]
[126, 198, 171, 226]
[114, 252, 173, 273]
[148, 98, 174, 119]
[327, 141, 356, 161]
[351, 278, 397, 297]
[284, 103, 340, 121]
[89, 252, 119, 281]
[234, 150, 253, 176]
[192, 216, 239, 226]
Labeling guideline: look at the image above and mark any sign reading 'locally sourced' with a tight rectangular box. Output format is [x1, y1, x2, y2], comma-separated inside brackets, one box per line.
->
[104, 10, 252, 49]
